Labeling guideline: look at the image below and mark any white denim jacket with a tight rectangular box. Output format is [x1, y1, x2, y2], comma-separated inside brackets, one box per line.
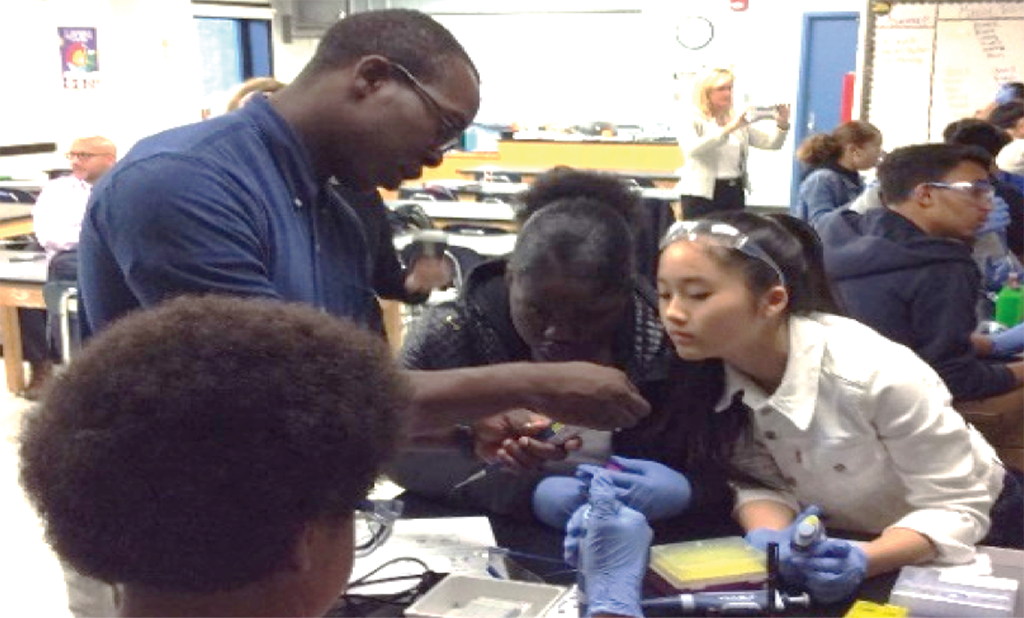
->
[721, 313, 1004, 563]
[673, 109, 788, 200]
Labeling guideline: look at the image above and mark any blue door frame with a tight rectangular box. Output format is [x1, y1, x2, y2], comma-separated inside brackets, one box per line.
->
[791, 12, 860, 208]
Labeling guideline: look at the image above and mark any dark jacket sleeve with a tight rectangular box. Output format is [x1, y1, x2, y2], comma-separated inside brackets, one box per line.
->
[393, 303, 545, 519]
[909, 265, 1017, 400]
[614, 360, 738, 535]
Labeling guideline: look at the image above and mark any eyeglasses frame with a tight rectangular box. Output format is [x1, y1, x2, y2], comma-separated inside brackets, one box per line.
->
[388, 61, 465, 153]
[921, 180, 995, 203]
[65, 151, 110, 161]
[353, 498, 404, 558]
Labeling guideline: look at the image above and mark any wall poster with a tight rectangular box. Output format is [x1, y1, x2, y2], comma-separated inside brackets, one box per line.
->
[59, 27, 99, 90]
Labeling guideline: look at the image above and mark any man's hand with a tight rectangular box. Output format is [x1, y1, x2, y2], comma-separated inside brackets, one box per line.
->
[404, 256, 452, 294]
[521, 362, 650, 430]
[472, 410, 582, 471]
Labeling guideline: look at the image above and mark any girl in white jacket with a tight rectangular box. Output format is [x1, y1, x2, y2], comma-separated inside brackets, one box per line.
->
[655, 211, 1021, 604]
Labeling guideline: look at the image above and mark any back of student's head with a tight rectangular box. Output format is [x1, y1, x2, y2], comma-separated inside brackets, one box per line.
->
[943, 118, 1011, 157]
[517, 167, 640, 230]
[989, 100, 1024, 131]
[690, 211, 843, 316]
[796, 120, 881, 166]
[877, 143, 992, 206]
[509, 195, 635, 296]
[996, 82, 1024, 103]
[19, 295, 407, 593]
[302, 9, 476, 84]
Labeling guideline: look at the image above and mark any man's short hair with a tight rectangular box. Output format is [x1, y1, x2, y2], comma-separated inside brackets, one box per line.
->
[304, 9, 476, 84]
[989, 100, 1024, 131]
[877, 143, 992, 206]
[943, 118, 1011, 157]
[20, 296, 407, 593]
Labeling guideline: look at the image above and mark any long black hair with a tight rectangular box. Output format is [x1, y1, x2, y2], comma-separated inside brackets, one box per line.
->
[655, 212, 841, 481]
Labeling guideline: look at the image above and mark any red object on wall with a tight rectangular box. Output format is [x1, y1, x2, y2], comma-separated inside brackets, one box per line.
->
[840, 72, 855, 123]
[730, 0, 749, 11]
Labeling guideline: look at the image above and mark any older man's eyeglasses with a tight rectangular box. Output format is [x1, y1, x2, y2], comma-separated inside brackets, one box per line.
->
[660, 219, 787, 286]
[354, 499, 403, 557]
[388, 61, 465, 153]
[65, 151, 105, 161]
[922, 180, 995, 202]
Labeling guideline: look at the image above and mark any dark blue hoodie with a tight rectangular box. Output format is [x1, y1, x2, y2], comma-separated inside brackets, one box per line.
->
[818, 207, 1016, 401]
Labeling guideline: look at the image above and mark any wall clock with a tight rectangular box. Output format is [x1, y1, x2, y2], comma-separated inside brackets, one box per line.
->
[676, 16, 714, 50]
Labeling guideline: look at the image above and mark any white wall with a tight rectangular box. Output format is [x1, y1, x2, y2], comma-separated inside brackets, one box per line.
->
[3, 0, 866, 206]
[2, 0, 202, 178]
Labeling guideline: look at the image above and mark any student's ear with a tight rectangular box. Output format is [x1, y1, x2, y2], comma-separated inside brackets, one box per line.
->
[760, 284, 789, 319]
[288, 523, 317, 573]
[913, 183, 935, 208]
[351, 55, 393, 97]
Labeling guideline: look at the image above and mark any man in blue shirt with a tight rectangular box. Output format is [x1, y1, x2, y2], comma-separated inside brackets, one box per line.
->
[71, 10, 649, 616]
[78, 9, 647, 448]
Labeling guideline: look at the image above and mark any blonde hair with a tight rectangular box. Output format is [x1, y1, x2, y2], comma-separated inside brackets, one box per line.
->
[692, 67, 734, 119]
[226, 77, 286, 112]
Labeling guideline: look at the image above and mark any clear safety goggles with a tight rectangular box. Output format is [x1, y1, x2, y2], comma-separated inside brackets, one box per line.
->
[354, 498, 404, 557]
[659, 219, 786, 286]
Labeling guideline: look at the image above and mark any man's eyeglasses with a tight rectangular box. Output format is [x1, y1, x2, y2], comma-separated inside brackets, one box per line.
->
[389, 61, 464, 153]
[660, 219, 787, 286]
[65, 151, 106, 161]
[922, 180, 995, 202]
[354, 498, 403, 557]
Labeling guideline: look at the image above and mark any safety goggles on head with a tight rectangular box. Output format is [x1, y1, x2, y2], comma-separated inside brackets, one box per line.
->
[922, 180, 995, 202]
[659, 219, 786, 286]
[354, 498, 403, 557]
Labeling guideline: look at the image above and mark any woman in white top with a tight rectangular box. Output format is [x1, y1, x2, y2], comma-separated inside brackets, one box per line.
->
[674, 68, 790, 220]
[655, 212, 1021, 605]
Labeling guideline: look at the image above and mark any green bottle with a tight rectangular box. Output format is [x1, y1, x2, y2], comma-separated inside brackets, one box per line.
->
[995, 273, 1023, 327]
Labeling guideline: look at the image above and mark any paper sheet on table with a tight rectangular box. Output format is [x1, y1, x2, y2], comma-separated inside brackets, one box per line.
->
[348, 517, 496, 595]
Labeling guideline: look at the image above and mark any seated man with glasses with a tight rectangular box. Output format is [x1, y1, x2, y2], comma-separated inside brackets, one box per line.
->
[818, 144, 1024, 467]
[19, 295, 643, 618]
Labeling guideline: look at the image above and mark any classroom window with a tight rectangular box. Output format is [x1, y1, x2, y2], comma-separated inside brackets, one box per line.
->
[194, 17, 273, 109]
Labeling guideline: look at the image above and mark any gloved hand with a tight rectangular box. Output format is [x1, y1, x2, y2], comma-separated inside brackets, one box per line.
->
[576, 456, 692, 521]
[744, 505, 823, 588]
[978, 256, 1011, 292]
[991, 323, 1024, 357]
[564, 470, 651, 618]
[978, 196, 1011, 236]
[532, 475, 587, 530]
[789, 537, 869, 604]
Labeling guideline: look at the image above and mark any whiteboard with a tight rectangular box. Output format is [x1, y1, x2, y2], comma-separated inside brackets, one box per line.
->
[863, 0, 1024, 149]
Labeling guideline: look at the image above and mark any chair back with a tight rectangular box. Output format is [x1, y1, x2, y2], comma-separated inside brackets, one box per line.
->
[43, 281, 79, 364]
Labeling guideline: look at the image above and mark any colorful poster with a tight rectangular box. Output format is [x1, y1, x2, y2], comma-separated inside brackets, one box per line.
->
[59, 27, 99, 90]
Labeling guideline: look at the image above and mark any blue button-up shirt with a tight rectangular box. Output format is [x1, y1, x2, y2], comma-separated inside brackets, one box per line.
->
[79, 96, 373, 336]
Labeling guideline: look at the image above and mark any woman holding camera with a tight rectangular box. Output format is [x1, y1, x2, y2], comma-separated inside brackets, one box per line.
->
[674, 67, 790, 219]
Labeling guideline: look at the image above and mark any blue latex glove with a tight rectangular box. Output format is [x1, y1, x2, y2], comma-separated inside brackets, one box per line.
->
[744, 505, 823, 588]
[576, 456, 692, 521]
[992, 323, 1024, 357]
[532, 475, 587, 530]
[995, 83, 1020, 105]
[564, 471, 651, 618]
[978, 257, 1011, 292]
[978, 196, 1011, 236]
[789, 537, 869, 604]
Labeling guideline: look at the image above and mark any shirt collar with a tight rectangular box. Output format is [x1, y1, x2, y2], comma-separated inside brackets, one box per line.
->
[240, 95, 320, 203]
[713, 314, 825, 431]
